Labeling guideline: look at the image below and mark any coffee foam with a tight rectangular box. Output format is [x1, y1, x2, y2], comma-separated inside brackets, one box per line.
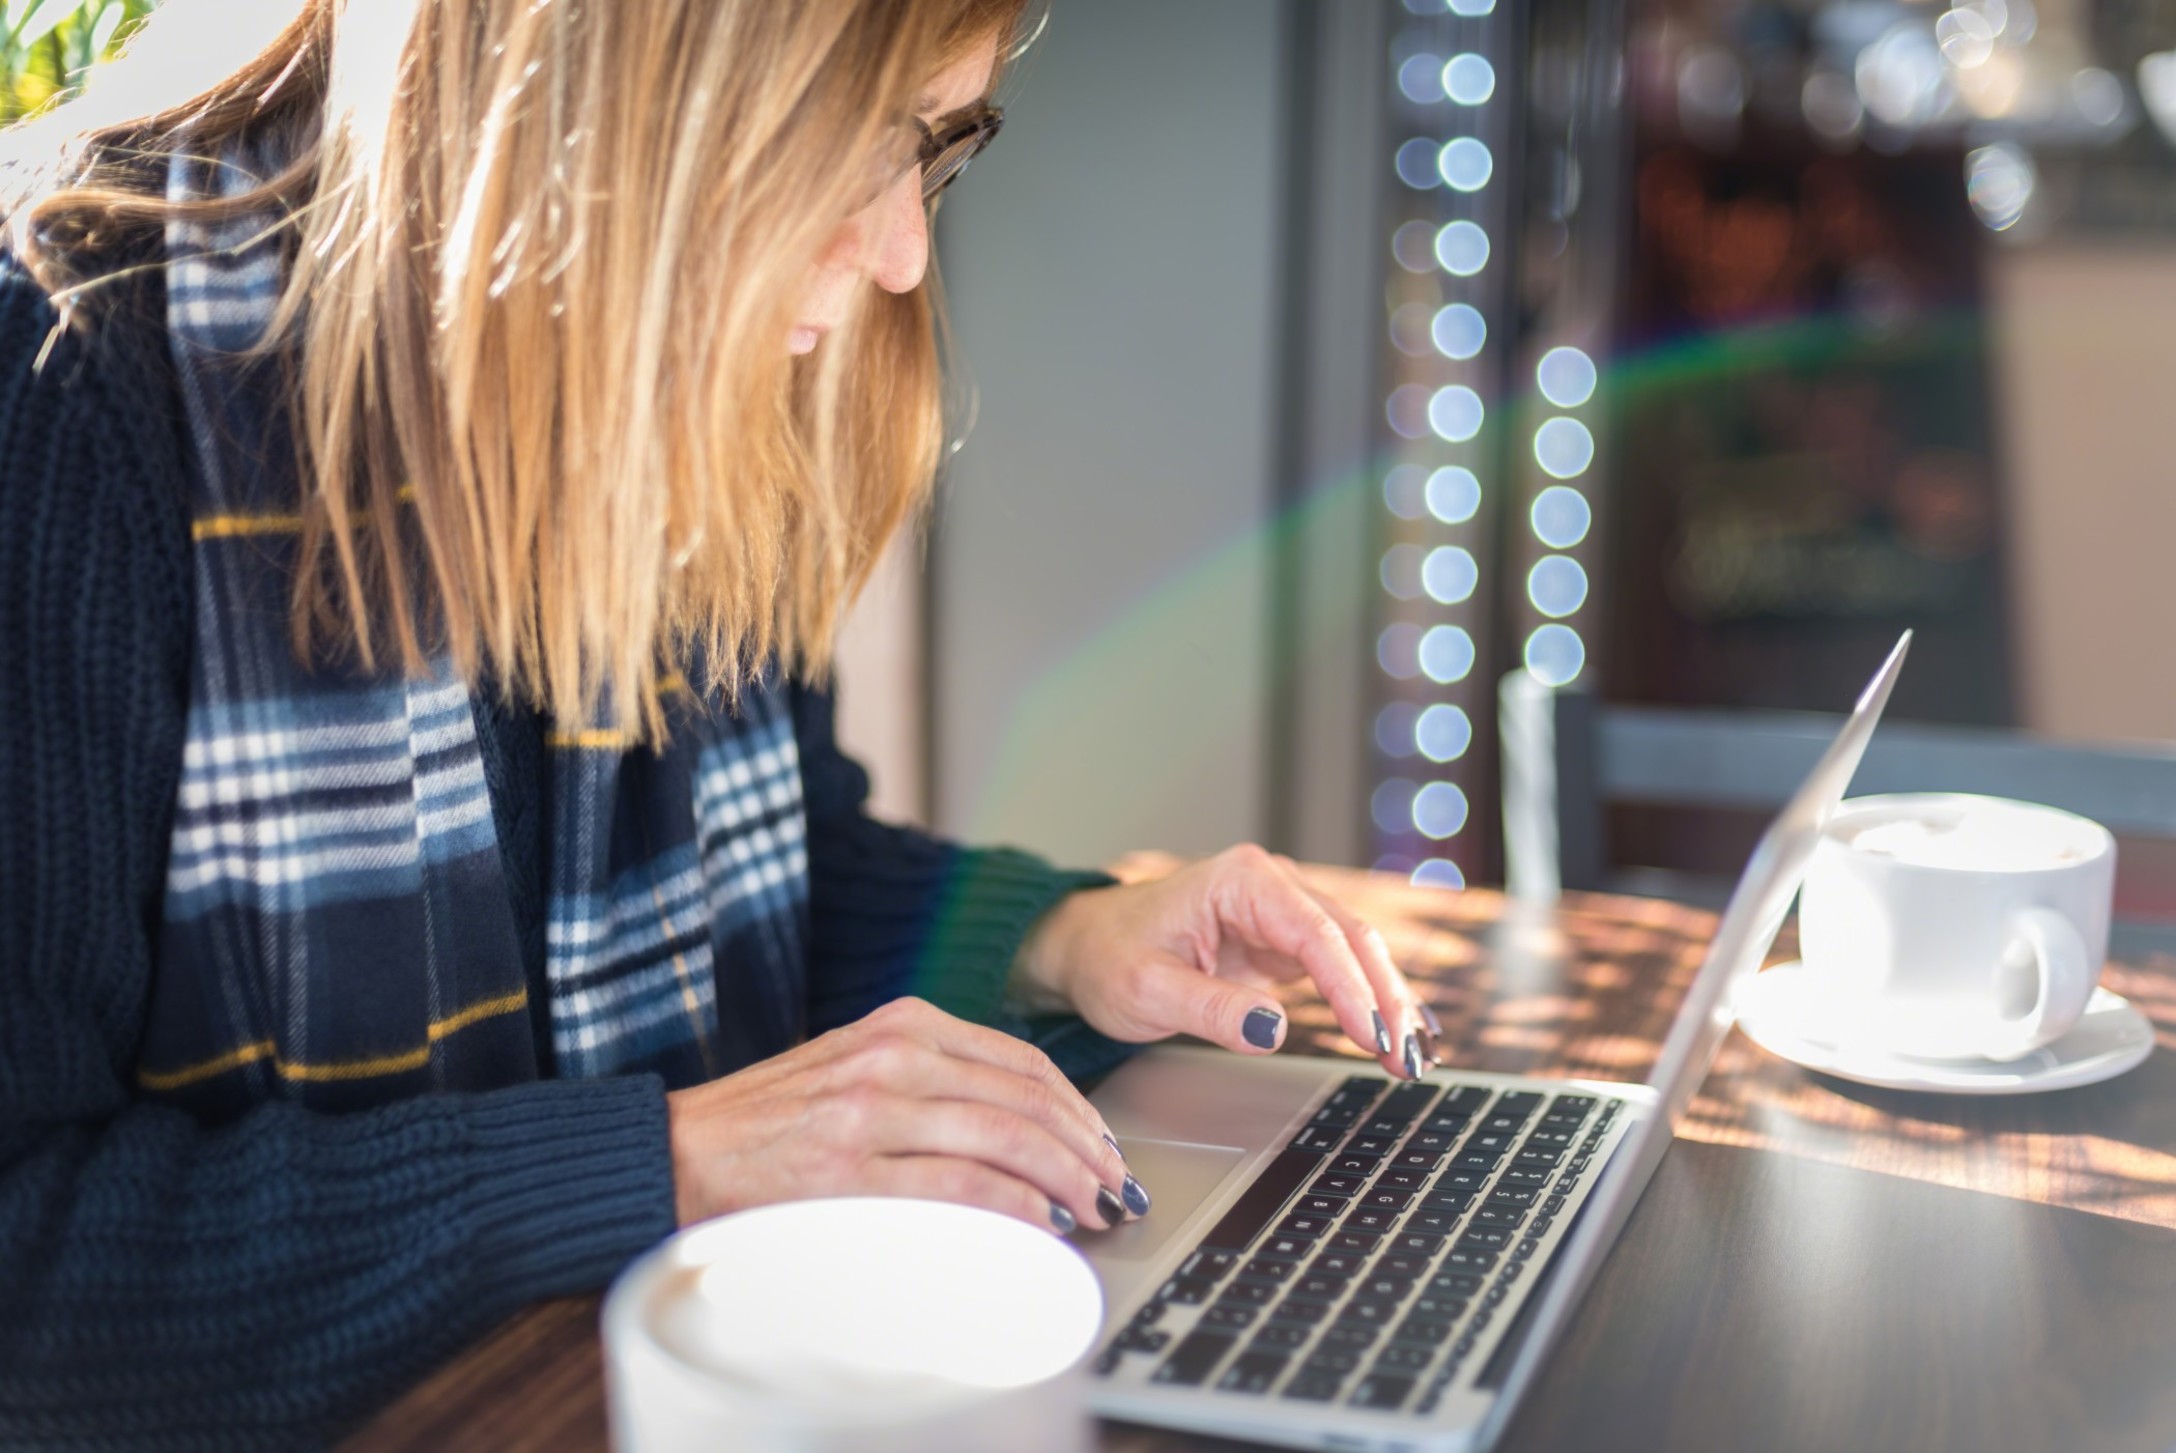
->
[1842, 805, 2093, 873]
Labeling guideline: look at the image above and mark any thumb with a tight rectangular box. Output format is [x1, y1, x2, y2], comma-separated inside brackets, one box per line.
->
[1129, 955, 1287, 1055]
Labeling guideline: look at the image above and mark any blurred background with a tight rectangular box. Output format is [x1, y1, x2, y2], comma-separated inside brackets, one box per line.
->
[22, 0, 2175, 903]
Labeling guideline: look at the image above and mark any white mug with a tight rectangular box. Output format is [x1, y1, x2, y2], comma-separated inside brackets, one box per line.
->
[1797, 793, 2116, 1062]
[603, 1198, 1103, 1453]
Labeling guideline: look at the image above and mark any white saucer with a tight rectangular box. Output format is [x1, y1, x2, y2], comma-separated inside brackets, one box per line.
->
[1735, 961, 2155, 1095]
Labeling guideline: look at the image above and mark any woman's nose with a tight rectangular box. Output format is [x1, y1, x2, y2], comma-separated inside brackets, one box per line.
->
[860, 175, 929, 295]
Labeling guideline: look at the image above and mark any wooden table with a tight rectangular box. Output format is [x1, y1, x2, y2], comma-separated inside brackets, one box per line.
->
[345, 870, 2176, 1453]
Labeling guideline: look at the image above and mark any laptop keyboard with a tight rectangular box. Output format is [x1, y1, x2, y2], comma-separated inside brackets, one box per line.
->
[1094, 1076, 1625, 1415]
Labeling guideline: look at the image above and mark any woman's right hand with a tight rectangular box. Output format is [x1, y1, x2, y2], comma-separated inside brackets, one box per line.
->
[665, 997, 1143, 1235]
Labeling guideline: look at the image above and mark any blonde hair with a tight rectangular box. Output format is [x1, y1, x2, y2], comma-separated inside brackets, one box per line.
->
[5, 0, 1028, 730]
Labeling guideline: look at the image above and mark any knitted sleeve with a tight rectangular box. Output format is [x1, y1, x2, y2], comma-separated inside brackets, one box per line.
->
[791, 683, 1137, 1083]
[0, 265, 676, 1449]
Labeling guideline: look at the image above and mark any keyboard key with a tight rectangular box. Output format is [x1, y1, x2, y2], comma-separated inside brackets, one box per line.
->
[1391, 1232, 1444, 1257]
[1487, 1186, 1539, 1209]
[1499, 1259, 1525, 1284]
[1290, 1124, 1344, 1153]
[1374, 1250, 1431, 1279]
[1330, 1154, 1381, 1177]
[1469, 1308, 1493, 1333]
[1542, 1193, 1567, 1216]
[1539, 1109, 1587, 1130]
[1480, 1114, 1527, 1136]
[1347, 1134, 1398, 1158]
[1421, 1191, 1476, 1218]
[1180, 1250, 1238, 1282]
[1130, 1301, 1167, 1328]
[1403, 1131, 1456, 1156]
[1311, 1173, 1366, 1198]
[1322, 1321, 1382, 1348]
[1310, 1248, 1369, 1278]
[1220, 1280, 1277, 1305]
[1442, 1246, 1497, 1272]
[1473, 1206, 1526, 1232]
[1530, 1216, 1553, 1237]
[1336, 1300, 1398, 1327]
[1405, 1208, 1461, 1238]
[1395, 1317, 1455, 1346]
[1344, 1208, 1399, 1237]
[1283, 1370, 1346, 1401]
[1115, 1325, 1170, 1353]
[1356, 1273, 1415, 1302]
[1379, 1168, 1431, 1193]
[1524, 1127, 1577, 1151]
[1261, 1233, 1313, 1261]
[1241, 1255, 1300, 1283]
[1218, 1349, 1288, 1393]
[1498, 1167, 1553, 1191]
[1252, 1323, 1311, 1349]
[1202, 1303, 1259, 1329]
[1494, 1092, 1544, 1118]
[1305, 1346, 1364, 1373]
[1516, 1238, 1541, 1261]
[1310, 1104, 1361, 1128]
[1411, 1293, 1468, 1321]
[1328, 1075, 1391, 1107]
[1153, 1329, 1235, 1386]
[1201, 1146, 1323, 1251]
[1272, 1296, 1333, 1325]
[1158, 1276, 1215, 1305]
[1377, 1084, 1443, 1122]
[1450, 1149, 1502, 1171]
[1276, 1211, 1334, 1239]
[1427, 1270, 1484, 1296]
[1434, 1168, 1490, 1196]
[1393, 1150, 1444, 1172]
[1441, 1087, 1490, 1114]
[1328, 1230, 1382, 1254]
[1465, 1131, 1516, 1155]
[1458, 1227, 1511, 1251]
[1095, 1346, 1123, 1376]
[1550, 1094, 1596, 1115]
[1483, 1283, 1509, 1308]
[1362, 1189, 1414, 1212]
[1352, 1373, 1415, 1410]
[1289, 1272, 1351, 1303]
[1376, 1343, 1435, 1370]
[1294, 1194, 1345, 1219]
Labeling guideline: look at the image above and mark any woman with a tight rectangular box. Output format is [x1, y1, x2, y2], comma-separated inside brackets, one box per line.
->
[0, 0, 1437, 1444]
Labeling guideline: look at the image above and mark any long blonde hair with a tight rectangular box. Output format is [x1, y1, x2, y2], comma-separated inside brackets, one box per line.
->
[5, 0, 1027, 730]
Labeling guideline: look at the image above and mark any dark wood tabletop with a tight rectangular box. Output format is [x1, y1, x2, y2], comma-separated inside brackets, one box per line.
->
[343, 866, 2176, 1453]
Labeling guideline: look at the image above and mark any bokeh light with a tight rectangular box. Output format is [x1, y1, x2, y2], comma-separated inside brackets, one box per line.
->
[1524, 623, 1586, 687]
[1425, 467, 1482, 525]
[1530, 485, 1592, 549]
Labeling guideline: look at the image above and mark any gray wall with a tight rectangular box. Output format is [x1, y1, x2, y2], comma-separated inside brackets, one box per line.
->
[929, 0, 1291, 864]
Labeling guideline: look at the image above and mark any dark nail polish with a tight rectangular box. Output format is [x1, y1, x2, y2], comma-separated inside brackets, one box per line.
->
[1096, 1186, 1126, 1228]
[1104, 1132, 1126, 1162]
[1421, 1028, 1442, 1066]
[1243, 1006, 1283, 1050]
[1049, 1201, 1077, 1234]
[1372, 1010, 1392, 1056]
[1402, 1031, 1423, 1080]
[1122, 1174, 1152, 1217]
[1420, 1003, 1443, 1038]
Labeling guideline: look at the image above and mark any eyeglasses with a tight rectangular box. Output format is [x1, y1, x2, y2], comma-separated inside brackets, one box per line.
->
[894, 102, 1005, 203]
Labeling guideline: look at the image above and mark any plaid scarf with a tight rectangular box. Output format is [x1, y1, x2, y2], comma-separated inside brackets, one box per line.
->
[135, 145, 812, 1118]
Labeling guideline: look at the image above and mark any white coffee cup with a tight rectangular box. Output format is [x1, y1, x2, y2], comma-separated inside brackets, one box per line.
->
[603, 1198, 1104, 1453]
[1797, 793, 2116, 1063]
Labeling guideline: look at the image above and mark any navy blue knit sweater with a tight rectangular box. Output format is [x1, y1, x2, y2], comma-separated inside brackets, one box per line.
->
[0, 256, 1112, 1448]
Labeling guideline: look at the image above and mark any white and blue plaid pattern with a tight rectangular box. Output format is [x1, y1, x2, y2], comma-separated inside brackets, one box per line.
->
[137, 143, 812, 1116]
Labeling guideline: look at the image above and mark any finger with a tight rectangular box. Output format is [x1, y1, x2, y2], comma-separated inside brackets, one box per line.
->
[869, 1096, 1128, 1229]
[860, 1039, 1128, 1197]
[1291, 866, 1432, 1073]
[859, 998, 1127, 1177]
[1124, 951, 1290, 1058]
[1211, 849, 1404, 1076]
[870, 1154, 1075, 1235]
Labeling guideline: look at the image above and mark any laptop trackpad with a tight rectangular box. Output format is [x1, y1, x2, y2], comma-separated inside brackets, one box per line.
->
[1078, 1139, 1247, 1266]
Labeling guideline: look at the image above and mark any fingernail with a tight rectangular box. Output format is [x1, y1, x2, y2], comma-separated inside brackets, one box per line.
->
[1122, 1174, 1152, 1217]
[1050, 1201, 1077, 1234]
[1402, 1032, 1423, 1080]
[1243, 1006, 1282, 1050]
[1104, 1132, 1127, 1163]
[1096, 1186, 1126, 1228]
[1420, 1003, 1443, 1037]
[1421, 1029, 1442, 1067]
[1372, 1010, 1392, 1056]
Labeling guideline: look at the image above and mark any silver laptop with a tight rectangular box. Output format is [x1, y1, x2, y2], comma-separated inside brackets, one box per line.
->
[1079, 632, 1911, 1451]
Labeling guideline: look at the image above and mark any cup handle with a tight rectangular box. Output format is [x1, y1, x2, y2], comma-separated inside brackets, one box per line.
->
[1990, 907, 2094, 1060]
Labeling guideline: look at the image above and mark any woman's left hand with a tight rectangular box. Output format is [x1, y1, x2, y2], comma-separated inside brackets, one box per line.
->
[1012, 845, 1440, 1079]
